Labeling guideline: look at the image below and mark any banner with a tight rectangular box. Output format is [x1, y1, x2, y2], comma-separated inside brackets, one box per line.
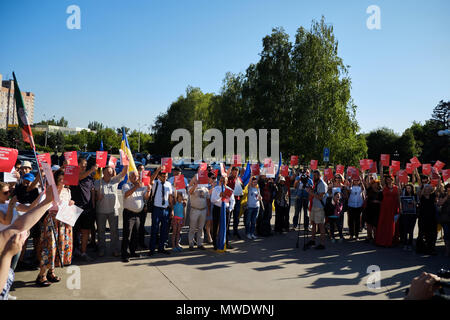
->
[119, 149, 129, 166]
[434, 160, 446, 172]
[36, 153, 51, 168]
[108, 156, 118, 168]
[198, 169, 209, 185]
[63, 165, 80, 186]
[398, 170, 408, 184]
[0, 147, 18, 172]
[251, 164, 260, 176]
[64, 151, 78, 166]
[324, 168, 334, 181]
[380, 154, 390, 167]
[422, 164, 431, 176]
[391, 160, 401, 171]
[280, 165, 289, 177]
[96, 151, 108, 168]
[161, 157, 172, 173]
[55, 201, 83, 227]
[410, 157, 421, 168]
[406, 163, 414, 174]
[336, 164, 344, 175]
[290, 156, 299, 167]
[174, 174, 186, 190]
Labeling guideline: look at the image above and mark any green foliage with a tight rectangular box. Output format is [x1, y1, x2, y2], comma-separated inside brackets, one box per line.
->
[35, 116, 68, 127]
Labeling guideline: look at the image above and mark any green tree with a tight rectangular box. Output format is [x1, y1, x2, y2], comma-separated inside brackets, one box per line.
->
[88, 121, 104, 131]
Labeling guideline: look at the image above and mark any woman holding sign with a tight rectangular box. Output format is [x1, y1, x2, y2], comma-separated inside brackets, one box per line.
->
[36, 169, 74, 287]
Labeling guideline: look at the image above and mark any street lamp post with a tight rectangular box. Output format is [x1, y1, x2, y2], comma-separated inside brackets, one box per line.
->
[137, 123, 145, 153]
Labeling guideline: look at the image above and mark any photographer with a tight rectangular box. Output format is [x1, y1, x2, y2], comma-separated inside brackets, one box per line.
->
[292, 170, 313, 231]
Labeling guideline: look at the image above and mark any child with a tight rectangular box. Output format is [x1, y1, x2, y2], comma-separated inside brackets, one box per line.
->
[171, 193, 185, 252]
[325, 192, 344, 243]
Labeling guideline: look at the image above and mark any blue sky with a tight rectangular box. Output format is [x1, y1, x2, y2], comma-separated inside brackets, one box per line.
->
[1, 0, 449, 135]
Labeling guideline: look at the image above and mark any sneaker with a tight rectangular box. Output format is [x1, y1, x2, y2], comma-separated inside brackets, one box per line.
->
[246, 234, 252, 240]
[315, 244, 325, 250]
[251, 234, 257, 239]
[7, 294, 17, 300]
[81, 253, 94, 262]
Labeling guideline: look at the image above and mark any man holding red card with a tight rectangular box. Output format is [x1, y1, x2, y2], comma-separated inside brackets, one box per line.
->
[94, 162, 128, 258]
[211, 176, 235, 250]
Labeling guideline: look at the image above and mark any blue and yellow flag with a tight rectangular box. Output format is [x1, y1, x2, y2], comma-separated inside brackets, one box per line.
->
[216, 184, 227, 252]
[120, 128, 137, 173]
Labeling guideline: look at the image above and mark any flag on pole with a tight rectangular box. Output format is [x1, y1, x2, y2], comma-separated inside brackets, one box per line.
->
[241, 161, 251, 187]
[275, 152, 282, 180]
[12, 72, 35, 148]
[100, 140, 104, 151]
[120, 128, 137, 174]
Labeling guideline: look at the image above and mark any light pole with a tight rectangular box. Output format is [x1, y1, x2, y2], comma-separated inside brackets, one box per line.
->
[137, 123, 145, 153]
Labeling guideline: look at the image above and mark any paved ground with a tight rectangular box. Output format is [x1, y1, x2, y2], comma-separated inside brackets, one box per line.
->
[11, 203, 449, 300]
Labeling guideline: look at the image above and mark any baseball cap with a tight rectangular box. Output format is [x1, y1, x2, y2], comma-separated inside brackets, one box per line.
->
[23, 173, 35, 182]
[22, 161, 32, 169]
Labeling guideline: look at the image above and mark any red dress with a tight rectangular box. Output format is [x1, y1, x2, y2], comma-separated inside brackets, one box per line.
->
[375, 186, 400, 247]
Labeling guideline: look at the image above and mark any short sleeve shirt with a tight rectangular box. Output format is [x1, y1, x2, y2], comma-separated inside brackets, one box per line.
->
[312, 179, 327, 209]
[95, 175, 124, 214]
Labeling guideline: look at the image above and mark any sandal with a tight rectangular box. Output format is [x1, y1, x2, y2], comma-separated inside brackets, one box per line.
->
[36, 275, 52, 287]
[46, 271, 61, 283]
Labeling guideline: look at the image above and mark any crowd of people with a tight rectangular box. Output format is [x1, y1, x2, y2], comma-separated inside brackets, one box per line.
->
[0, 155, 449, 300]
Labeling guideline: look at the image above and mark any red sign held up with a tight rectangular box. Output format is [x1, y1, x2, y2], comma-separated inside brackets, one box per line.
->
[422, 164, 431, 176]
[251, 164, 260, 176]
[96, 151, 108, 168]
[64, 151, 78, 166]
[410, 157, 421, 168]
[161, 157, 172, 173]
[369, 161, 377, 174]
[197, 169, 209, 185]
[310, 160, 318, 170]
[36, 153, 51, 168]
[336, 165, 345, 175]
[232, 154, 242, 167]
[119, 150, 129, 166]
[174, 174, 186, 190]
[434, 160, 446, 172]
[406, 163, 414, 174]
[108, 156, 118, 168]
[380, 154, 390, 167]
[391, 160, 400, 170]
[290, 156, 299, 167]
[324, 168, 334, 181]
[63, 165, 80, 186]
[0, 147, 18, 173]
[281, 165, 289, 177]
[442, 169, 450, 182]
[398, 170, 408, 184]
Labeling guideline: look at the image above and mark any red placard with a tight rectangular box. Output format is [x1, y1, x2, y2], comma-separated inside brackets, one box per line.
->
[232, 154, 242, 167]
[64, 151, 78, 166]
[251, 164, 260, 176]
[398, 170, 408, 184]
[434, 160, 446, 172]
[119, 150, 129, 166]
[213, 169, 219, 177]
[389, 165, 399, 176]
[324, 168, 333, 181]
[36, 153, 51, 168]
[141, 170, 151, 186]
[264, 158, 273, 168]
[222, 186, 234, 203]
[310, 160, 318, 170]
[336, 165, 345, 175]
[380, 154, 390, 167]
[197, 169, 209, 185]
[63, 165, 80, 186]
[422, 164, 431, 175]
[369, 161, 377, 173]
[347, 166, 355, 177]
[430, 179, 439, 187]
[0, 147, 19, 172]
[290, 156, 299, 167]
[198, 163, 207, 172]
[96, 151, 108, 168]
[174, 174, 186, 190]
[406, 163, 414, 174]
[280, 165, 289, 177]
[391, 160, 400, 170]
[442, 169, 450, 182]
[351, 168, 360, 180]
[410, 157, 421, 168]
[161, 157, 172, 173]
[108, 156, 118, 168]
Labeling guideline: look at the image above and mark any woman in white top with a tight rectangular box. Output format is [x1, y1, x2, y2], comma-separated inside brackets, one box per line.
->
[347, 177, 365, 240]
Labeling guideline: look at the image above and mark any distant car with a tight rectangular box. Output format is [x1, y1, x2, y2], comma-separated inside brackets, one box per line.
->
[149, 154, 162, 164]
[173, 158, 191, 170]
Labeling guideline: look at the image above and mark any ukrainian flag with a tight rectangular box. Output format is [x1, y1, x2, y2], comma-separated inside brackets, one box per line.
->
[121, 128, 137, 174]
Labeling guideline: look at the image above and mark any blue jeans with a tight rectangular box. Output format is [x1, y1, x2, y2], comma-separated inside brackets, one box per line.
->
[246, 207, 259, 235]
[150, 207, 169, 252]
[233, 198, 242, 233]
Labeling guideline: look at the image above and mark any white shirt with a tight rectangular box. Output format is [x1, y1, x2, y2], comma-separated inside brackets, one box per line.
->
[122, 183, 148, 213]
[348, 185, 364, 208]
[233, 179, 244, 196]
[151, 180, 174, 209]
[211, 185, 235, 210]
